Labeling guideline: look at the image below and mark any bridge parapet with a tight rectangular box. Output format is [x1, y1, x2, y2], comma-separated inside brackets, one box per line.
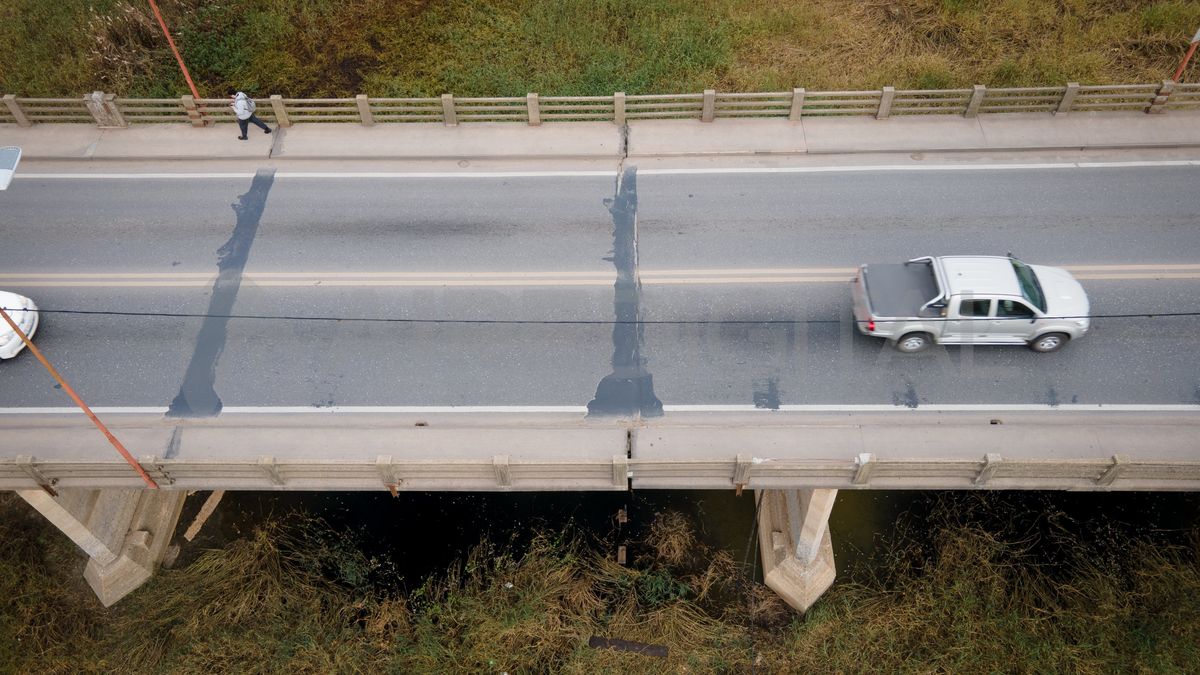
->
[2, 409, 1197, 492]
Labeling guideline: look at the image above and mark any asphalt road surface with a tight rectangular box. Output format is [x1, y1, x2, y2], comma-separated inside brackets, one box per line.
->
[1, 162, 1198, 410]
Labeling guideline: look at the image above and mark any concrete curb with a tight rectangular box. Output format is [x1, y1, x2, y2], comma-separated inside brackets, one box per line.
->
[3, 112, 1199, 161]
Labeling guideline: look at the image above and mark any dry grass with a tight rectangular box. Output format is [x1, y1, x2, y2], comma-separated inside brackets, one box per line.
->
[2, 0, 1199, 97]
[1, 495, 1198, 672]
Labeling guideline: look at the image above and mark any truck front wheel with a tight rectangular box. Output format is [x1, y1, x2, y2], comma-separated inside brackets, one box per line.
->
[895, 333, 931, 353]
[1029, 332, 1068, 353]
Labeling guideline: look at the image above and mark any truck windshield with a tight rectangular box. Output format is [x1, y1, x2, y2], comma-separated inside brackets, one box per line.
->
[1011, 260, 1046, 312]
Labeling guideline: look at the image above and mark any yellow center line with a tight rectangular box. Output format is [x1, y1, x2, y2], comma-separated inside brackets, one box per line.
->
[1, 264, 1198, 287]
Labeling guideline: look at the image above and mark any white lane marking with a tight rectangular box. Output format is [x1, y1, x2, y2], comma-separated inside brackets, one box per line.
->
[640, 161, 1200, 175]
[664, 404, 1200, 412]
[0, 407, 172, 414]
[6, 264, 1199, 279]
[15, 171, 614, 179]
[15, 159, 1200, 180]
[1, 404, 1195, 415]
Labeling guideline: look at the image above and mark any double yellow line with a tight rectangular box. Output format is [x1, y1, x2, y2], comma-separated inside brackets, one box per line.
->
[1, 264, 1198, 288]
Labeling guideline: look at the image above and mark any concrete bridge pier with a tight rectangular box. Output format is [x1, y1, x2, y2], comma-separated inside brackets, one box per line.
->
[17, 488, 186, 606]
[756, 488, 838, 613]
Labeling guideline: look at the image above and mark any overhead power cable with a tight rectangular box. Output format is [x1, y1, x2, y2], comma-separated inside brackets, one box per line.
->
[5, 307, 1200, 326]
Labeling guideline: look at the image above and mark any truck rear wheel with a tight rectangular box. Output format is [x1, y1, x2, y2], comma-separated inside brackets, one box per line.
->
[895, 333, 931, 353]
[1029, 332, 1068, 353]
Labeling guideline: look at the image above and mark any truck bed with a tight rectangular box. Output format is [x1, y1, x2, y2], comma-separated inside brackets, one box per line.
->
[863, 261, 941, 317]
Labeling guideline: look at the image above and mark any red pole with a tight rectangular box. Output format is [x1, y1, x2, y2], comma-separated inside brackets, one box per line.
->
[1172, 27, 1200, 82]
[0, 307, 159, 489]
[147, 0, 202, 100]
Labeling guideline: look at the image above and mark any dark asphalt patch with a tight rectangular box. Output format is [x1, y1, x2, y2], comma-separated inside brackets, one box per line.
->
[588, 166, 663, 418]
[894, 380, 920, 409]
[753, 376, 781, 409]
[167, 169, 275, 418]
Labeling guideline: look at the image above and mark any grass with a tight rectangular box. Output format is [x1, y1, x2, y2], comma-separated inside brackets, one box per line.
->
[2, 491, 1198, 673]
[2, 0, 1199, 97]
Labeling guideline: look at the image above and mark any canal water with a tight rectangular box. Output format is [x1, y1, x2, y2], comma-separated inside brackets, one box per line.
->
[177, 488, 1200, 589]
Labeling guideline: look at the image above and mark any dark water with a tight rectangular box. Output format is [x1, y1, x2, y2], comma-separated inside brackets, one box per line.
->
[177, 488, 1200, 588]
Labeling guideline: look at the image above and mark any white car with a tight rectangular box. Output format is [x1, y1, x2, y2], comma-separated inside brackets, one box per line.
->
[0, 291, 39, 359]
[852, 255, 1090, 353]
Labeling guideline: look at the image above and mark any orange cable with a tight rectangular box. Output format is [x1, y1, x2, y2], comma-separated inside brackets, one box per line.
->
[0, 307, 159, 489]
[1172, 28, 1200, 82]
[147, 0, 202, 101]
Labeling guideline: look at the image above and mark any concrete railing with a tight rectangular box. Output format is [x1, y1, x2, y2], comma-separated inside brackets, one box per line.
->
[5, 452, 1199, 492]
[3, 82, 1198, 128]
[3, 410, 1197, 492]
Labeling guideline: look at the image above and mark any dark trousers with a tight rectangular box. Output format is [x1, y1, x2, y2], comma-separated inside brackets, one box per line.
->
[237, 114, 270, 136]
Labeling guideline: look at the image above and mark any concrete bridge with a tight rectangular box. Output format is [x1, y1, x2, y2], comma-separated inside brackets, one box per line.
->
[6, 407, 1197, 609]
[3, 116, 1199, 612]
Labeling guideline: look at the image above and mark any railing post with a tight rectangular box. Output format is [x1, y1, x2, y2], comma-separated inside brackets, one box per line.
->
[1055, 82, 1079, 115]
[181, 95, 206, 127]
[701, 89, 716, 122]
[104, 92, 127, 127]
[613, 91, 626, 125]
[257, 456, 284, 486]
[85, 91, 127, 128]
[788, 87, 806, 121]
[492, 454, 511, 487]
[441, 93, 457, 126]
[526, 92, 541, 126]
[611, 455, 628, 488]
[3, 94, 32, 127]
[964, 84, 986, 117]
[270, 95, 291, 127]
[1147, 79, 1174, 114]
[376, 455, 399, 490]
[876, 86, 895, 119]
[1096, 454, 1129, 487]
[973, 453, 1002, 486]
[356, 94, 374, 126]
[15, 456, 54, 492]
[733, 453, 753, 491]
[852, 452, 875, 485]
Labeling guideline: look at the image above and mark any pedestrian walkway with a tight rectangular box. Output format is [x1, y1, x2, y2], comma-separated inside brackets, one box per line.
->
[2, 111, 1199, 161]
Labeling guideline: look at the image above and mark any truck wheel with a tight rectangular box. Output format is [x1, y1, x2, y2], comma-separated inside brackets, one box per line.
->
[895, 333, 931, 353]
[1029, 332, 1068, 353]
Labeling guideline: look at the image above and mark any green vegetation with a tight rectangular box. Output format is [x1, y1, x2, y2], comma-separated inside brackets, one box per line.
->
[2, 0, 1199, 97]
[2, 493, 1198, 673]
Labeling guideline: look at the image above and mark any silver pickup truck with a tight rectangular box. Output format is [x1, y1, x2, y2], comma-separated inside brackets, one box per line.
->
[851, 255, 1090, 353]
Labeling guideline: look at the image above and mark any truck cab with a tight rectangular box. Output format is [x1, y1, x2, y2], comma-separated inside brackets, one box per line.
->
[851, 255, 1090, 353]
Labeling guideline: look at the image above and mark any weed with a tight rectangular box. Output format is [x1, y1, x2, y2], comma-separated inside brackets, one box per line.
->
[1, 493, 1197, 672]
[4, 0, 1199, 97]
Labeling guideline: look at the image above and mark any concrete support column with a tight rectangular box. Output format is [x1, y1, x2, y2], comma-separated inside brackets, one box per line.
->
[17, 488, 186, 607]
[757, 488, 838, 612]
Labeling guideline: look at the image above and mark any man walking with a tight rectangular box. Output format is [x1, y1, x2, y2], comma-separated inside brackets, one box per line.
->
[229, 89, 271, 140]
